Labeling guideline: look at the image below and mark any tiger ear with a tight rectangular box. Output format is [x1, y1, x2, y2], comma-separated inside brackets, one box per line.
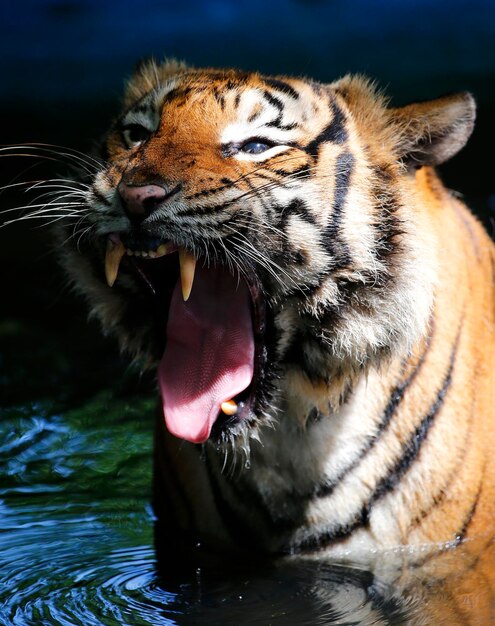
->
[124, 57, 189, 107]
[390, 92, 475, 169]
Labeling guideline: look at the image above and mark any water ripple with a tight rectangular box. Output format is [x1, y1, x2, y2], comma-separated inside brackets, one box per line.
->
[0, 521, 176, 626]
[0, 394, 410, 625]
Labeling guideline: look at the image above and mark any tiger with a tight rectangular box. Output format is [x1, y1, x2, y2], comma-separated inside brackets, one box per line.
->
[56, 58, 495, 562]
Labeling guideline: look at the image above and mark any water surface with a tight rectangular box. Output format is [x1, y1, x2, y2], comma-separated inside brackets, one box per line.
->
[0, 388, 410, 625]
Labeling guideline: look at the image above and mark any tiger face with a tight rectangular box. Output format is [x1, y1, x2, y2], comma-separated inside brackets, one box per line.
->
[63, 60, 474, 449]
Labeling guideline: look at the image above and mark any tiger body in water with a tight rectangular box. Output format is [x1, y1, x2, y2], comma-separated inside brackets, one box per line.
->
[59, 59, 495, 559]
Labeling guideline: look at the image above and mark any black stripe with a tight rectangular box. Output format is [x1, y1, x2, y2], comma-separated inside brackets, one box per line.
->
[262, 90, 297, 131]
[214, 89, 226, 110]
[263, 90, 284, 112]
[285, 266, 340, 302]
[371, 330, 459, 502]
[282, 325, 339, 384]
[321, 151, 354, 269]
[305, 98, 348, 157]
[253, 171, 281, 184]
[177, 201, 229, 217]
[266, 117, 298, 131]
[410, 387, 475, 531]
[406, 466, 484, 570]
[266, 113, 282, 128]
[326, 151, 354, 237]
[133, 103, 152, 115]
[278, 198, 317, 225]
[412, 499, 492, 573]
[272, 163, 311, 179]
[243, 170, 277, 224]
[280, 269, 333, 302]
[277, 203, 315, 266]
[185, 180, 233, 200]
[248, 107, 262, 123]
[307, 407, 323, 424]
[264, 78, 300, 100]
[373, 205, 404, 265]
[289, 327, 459, 553]
[315, 321, 434, 499]
[163, 86, 193, 104]
[457, 473, 484, 543]
[371, 165, 404, 266]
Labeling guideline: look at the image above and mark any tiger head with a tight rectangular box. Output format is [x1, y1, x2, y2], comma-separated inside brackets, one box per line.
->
[62, 59, 475, 445]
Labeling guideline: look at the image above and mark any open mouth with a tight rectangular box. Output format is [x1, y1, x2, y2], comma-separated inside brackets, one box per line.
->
[105, 233, 265, 444]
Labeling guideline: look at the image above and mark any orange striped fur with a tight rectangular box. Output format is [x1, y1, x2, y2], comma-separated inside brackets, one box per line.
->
[59, 61, 495, 574]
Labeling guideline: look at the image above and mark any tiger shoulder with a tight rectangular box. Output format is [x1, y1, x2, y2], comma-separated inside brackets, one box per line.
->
[60, 60, 495, 558]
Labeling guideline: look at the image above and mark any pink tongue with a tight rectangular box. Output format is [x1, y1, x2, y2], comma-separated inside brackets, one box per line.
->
[158, 263, 254, 443]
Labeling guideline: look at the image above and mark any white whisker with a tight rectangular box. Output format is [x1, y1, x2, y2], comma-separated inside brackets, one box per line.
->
[1, 201, 86, 215]
[0, 143, 104, 174]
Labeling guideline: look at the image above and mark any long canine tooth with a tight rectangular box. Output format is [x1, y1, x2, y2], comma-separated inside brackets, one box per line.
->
[105, 238, 125, 287]
[221, 400, 238, 416]
[178, 248, 197, 302]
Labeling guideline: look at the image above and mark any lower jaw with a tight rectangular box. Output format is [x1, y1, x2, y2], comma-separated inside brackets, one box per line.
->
[121, 247, 266, 445]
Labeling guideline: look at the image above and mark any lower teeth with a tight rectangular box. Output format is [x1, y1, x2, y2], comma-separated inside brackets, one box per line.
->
[221, 400, 238, 416]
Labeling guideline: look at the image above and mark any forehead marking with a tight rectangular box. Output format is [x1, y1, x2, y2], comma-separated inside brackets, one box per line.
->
[305, 98, 348, 157]
[220, 88, 305, 145]
[263, 78, 300, 100]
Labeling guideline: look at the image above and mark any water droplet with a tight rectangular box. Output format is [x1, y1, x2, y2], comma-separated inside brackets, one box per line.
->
[244, 459, 251, 470]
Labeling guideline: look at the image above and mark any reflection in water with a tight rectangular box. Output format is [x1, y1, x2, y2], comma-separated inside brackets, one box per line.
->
[1, 399, 494, 624]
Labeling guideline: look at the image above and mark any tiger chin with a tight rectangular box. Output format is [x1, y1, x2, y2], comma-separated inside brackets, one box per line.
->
[60, 59, 495, 559]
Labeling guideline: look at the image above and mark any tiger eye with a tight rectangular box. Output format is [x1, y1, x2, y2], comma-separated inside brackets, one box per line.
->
[123, 124, 150, 146]
[240, 141, 271, 154]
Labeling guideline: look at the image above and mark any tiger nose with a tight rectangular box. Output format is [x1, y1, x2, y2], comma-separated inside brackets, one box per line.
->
[117, 182, 168, 220]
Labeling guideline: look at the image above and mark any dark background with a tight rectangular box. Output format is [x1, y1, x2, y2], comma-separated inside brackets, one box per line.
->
[1, 0, 495, 406]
